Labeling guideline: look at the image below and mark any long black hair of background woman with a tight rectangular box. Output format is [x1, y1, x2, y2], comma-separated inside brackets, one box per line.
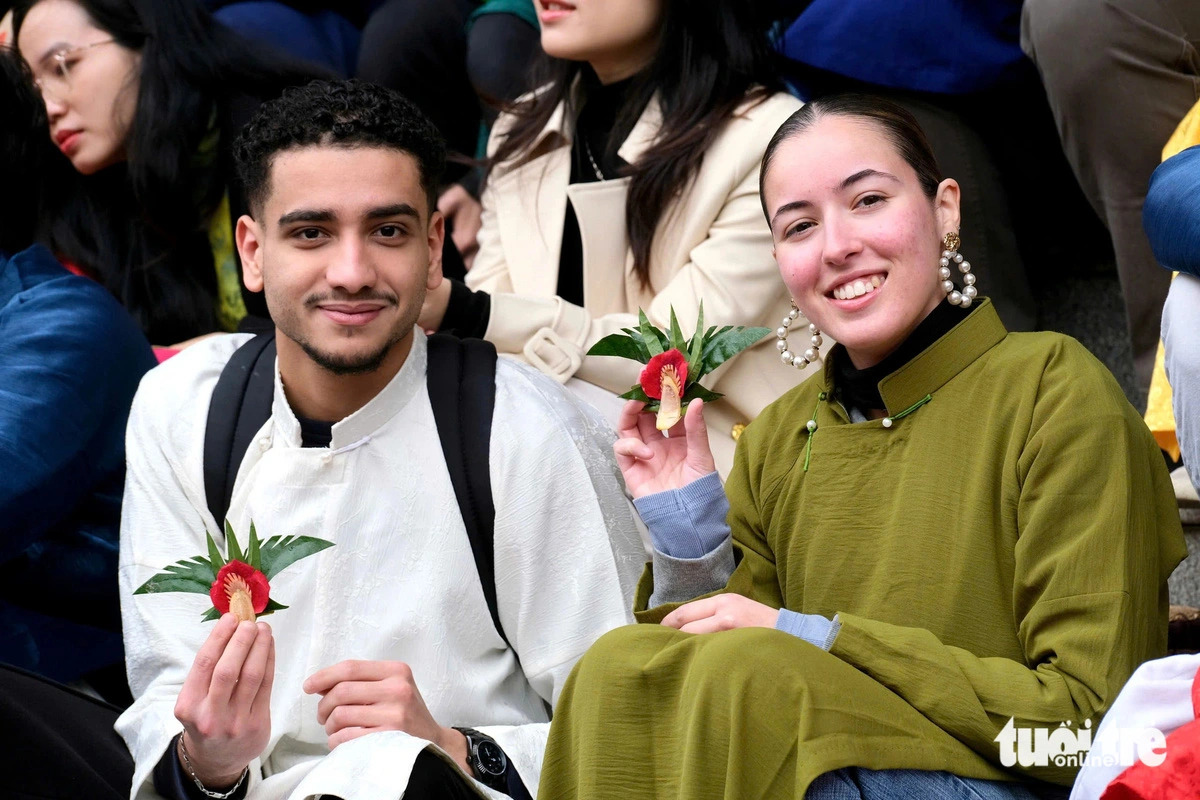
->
[486, 0, 788, 290]
[13, 0, 328, 343]
[0, 48, 53, 257]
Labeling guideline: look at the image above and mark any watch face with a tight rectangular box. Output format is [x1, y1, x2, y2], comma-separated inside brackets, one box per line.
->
[476, 739, 507, 776]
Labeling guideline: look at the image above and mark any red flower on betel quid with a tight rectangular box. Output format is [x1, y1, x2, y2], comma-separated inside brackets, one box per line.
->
[640, 349, 689, 431]
[210, 560, 270, 622]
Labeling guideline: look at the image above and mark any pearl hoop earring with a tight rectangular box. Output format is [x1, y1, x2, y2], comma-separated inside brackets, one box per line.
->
[938, 232, 978, 309]
[776, 300, 822, 370]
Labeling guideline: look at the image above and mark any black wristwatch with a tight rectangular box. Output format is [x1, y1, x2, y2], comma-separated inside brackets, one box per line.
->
[454, 727, 508, 791]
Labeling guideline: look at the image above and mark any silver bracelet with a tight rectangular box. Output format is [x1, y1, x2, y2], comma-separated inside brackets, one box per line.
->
[177, 734, 249, 799]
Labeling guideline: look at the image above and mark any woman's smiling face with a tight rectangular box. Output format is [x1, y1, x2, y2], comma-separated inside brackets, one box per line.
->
[763, 114, 961, 369]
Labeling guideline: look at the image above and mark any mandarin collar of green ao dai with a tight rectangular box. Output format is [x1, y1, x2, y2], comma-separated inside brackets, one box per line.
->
[800, 301, 973, 472]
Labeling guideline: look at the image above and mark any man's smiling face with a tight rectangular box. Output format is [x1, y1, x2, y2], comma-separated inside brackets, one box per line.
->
[240, 144, 443, 376]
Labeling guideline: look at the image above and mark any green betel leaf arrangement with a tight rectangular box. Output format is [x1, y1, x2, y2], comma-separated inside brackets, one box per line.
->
[586, 303, 771, 430]
[133, 521, 335, 623]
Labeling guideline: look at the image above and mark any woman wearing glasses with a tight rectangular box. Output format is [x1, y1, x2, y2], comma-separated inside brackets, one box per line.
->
[13, 0, 320, 346]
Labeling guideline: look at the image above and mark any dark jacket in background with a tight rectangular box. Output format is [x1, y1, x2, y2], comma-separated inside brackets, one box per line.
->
[0, 244, 156, 683]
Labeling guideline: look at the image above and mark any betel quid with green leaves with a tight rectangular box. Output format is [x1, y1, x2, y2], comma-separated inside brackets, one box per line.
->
[587, 304, 770, 430]
[133, 521, 334, 623]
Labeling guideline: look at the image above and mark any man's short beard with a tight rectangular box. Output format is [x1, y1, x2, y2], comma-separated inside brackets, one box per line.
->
[276, 287, 412, 376]
[296, 329, 409, 376]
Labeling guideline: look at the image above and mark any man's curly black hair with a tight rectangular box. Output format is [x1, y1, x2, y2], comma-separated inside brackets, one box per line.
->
[234, 79, 446, 219]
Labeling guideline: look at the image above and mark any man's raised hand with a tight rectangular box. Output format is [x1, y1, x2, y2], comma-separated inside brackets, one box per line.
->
[174, 614, 274, 790]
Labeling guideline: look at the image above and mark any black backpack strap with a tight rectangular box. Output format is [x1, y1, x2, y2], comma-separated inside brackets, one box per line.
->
[203, 333, 277, 533]
[201, 332, 509, 654]
[425, 334, 507, 652]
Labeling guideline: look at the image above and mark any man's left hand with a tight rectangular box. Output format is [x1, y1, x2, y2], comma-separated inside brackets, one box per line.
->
[661, 593, 779, 633]
[303, 660, 469, 771]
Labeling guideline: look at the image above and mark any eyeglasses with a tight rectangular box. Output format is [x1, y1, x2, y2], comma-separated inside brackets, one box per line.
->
[31, 39, 117, 102]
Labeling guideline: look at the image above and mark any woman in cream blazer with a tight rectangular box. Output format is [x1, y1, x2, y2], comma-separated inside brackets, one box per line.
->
[427, 0, 821, 474]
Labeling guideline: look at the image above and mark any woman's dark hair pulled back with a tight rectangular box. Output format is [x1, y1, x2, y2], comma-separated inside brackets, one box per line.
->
[487, 0, 785, 289]
[759, 94, 944, 220]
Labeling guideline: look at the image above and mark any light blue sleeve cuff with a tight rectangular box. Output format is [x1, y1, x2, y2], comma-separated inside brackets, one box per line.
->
[633, 471, 731, 559]
[776, 610, 839, 650]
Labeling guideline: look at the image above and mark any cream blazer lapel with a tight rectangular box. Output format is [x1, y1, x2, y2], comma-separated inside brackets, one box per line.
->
[566, 96, 663, 317]
[492, 94, 665, 308]
[566, 180, 628, 316]
[489, 103, 572, 297]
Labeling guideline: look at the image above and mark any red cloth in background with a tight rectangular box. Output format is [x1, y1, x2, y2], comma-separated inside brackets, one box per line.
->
[60, 259, 92, 278]
[1101, 667, 1200, 799]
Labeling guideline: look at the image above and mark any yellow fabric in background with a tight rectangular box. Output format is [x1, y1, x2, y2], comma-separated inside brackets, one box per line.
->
[1147, 333, 1181, 461]
[207, 192, 248, 332]
[1164, 102, 1200, 161]
[1142, 101, 1200, 460]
